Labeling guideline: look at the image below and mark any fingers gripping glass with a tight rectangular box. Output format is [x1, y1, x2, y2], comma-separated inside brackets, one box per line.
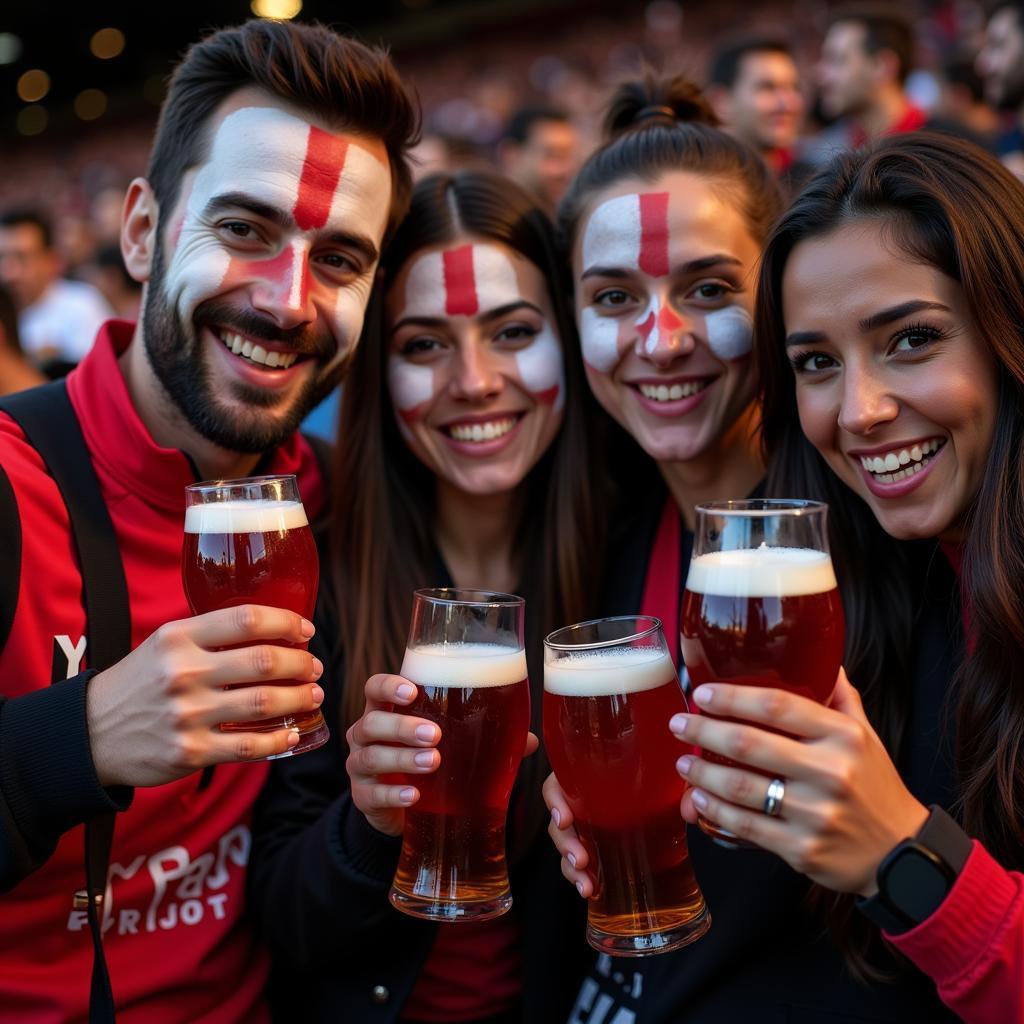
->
[182, 474, 329, 758]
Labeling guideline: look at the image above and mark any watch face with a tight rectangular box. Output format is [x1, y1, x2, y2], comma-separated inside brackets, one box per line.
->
[885, 846, 955, 923]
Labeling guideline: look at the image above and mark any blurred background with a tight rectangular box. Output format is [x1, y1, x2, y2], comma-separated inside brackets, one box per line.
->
[0, 0, 1016, 408]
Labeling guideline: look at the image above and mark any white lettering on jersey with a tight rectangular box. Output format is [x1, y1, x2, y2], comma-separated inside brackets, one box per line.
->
[55, 634, 87, 677]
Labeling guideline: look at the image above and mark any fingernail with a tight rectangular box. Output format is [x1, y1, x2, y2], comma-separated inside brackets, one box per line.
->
[415, 724, 438, 743]
[311, 685, 325, 706]
[691, 789, 708, 810]
[567, 852, 577, 868]
[551, 807, 561, 828]
[670, 714, 687, 735]
[399, 787, 416, 805]
[575, 881, 585, 897]
[414, 750, 435, 767]
[286, 729, 300, 747]
[300, 619, 315, 638]
[396, 683, 416, 701]
[311, 658, 324, 678]
[694, 686, 713, 707]
[677, 755, 693, 776]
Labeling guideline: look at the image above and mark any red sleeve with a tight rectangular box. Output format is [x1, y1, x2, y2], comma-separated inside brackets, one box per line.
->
[887, 841, 1024, 1023]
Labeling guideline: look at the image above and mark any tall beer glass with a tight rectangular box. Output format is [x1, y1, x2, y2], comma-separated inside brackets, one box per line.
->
[182, 474, 328, 758]
[543, 616, 710, 956]
[680, 500, 844, 845]
[389, 589, 530, 921]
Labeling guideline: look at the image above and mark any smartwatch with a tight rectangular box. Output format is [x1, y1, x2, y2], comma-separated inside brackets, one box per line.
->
[856, 805, 973, 934]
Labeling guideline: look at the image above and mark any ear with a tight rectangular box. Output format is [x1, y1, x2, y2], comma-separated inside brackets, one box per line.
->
[121, 177, 160, 284]
[705, 84, 732, 125]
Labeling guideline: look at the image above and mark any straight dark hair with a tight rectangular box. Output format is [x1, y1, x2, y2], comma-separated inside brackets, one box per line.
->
[756, 130, 1024, 973]
[329, 170, 605, 849]
[149, 19, 420, 238]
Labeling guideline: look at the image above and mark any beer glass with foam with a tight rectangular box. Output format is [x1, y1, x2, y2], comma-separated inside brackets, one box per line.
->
[182, 474, 328, 758]
[543, 616, 711, 956]
[388, 589, 530, 921]
[681, 499, 844, 846]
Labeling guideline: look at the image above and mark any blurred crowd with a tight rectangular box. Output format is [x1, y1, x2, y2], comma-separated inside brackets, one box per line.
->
[0, 0, 1022, 395]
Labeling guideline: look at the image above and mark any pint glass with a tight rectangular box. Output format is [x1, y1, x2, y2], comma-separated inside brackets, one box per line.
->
[182, 474, 329, 758]
[543, 616, 710, 956]
[389, 589, 530, 922]
[680, 500, 844, 845]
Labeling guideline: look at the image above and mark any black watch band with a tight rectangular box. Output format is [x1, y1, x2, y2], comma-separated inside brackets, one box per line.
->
[857, 805, 973, 934]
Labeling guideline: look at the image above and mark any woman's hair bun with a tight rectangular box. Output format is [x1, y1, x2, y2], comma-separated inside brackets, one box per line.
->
[603, 71, 719, 141]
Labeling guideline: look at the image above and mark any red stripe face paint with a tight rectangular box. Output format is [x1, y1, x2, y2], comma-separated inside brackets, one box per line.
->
[442, 245, 479, 316]
[637, 192, 670, 278]
[293, 128, 349, 232]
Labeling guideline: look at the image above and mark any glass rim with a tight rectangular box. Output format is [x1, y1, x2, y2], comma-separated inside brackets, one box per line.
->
[185, 473, 298, 494]
[695, 499, 827, 517]
[544, 614, 663, 652]
[413, 587, 524, 608]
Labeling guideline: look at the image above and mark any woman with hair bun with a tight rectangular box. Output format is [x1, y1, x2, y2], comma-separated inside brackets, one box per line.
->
[546, 79, 958, 1021]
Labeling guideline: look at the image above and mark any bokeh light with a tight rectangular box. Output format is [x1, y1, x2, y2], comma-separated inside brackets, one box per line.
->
[251, 0, 303, 20]
[74, 88, 108, 120]
[17, 69, 50, 103]
[16, 105, 48, 136]
[90, 28, 126, 60]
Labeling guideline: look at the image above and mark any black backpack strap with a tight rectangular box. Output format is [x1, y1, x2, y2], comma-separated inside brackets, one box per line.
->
[0, 380, 130, 1024]
[0, 465, 21, 653]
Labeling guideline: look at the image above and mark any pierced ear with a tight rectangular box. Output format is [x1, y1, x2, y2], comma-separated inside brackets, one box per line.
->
[121, 177, 160, 284]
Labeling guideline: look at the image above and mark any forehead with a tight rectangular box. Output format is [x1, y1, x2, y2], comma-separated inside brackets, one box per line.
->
[783, 221, 956, 324]
[0, 223, 46, 252]
[737, 50, 798, 84]
[991, 7, 1024, 42]
[825, 21, 867, 56]
[578, 172, 754, 268]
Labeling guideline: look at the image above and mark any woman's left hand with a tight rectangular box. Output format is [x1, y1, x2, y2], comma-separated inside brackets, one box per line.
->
[672, 668, 929, 897]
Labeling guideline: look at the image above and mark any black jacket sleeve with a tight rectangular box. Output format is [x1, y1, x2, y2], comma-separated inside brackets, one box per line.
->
[0, 671, 133, 891]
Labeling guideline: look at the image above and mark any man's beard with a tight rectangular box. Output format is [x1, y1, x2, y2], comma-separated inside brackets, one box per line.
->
[142, 244, 347, 454]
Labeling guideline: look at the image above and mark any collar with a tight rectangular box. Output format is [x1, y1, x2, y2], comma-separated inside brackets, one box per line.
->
[65, 320, 311, 514]
[849, 104, 927, 149]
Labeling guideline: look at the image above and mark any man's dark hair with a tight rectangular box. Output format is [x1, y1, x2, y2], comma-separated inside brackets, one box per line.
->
[503, 105, 571, 146]
[708, 35, 794, 90]
[0, 282, 23, 354]
[148, 19, 420, 240]
[944, 57, 986, 104]
[829, 4, 915, 83]
[987, 1, 1024, 26]
[0, 208, 52, 250]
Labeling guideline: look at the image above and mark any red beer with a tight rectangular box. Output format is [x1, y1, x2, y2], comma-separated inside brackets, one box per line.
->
[182, 488, 328, 755]
[544, 642, 709, 956]
[390, 643, 530, 920]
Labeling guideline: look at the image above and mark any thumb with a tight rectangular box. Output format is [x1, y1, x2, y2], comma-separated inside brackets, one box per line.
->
[828, 666, 869, 723]
[523, 731, 540, 758]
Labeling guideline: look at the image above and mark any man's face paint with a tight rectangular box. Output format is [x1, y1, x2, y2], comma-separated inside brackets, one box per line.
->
[385, 240, 565, 497]
[144, 98, 392, 453]
[573, 172, 762, 463]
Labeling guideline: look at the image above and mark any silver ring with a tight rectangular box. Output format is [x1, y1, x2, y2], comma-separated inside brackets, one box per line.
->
[763, 777, 785, 818]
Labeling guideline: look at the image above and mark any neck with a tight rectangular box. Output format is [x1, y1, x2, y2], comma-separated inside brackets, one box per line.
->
[0, 349, 45, 396]
[434, 479, 519, 593]
[657, 403, 764, 529]
[119, 320, 262, 480]
[858, 86, 910, 138]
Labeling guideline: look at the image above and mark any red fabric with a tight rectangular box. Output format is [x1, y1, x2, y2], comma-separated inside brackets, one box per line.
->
[888, 842, 1024, 1024]
[401, 915, 523, 1021]
[639, 497, 682, 669]
[849, 104, 927, 149]
[0, 321, 324, 1022]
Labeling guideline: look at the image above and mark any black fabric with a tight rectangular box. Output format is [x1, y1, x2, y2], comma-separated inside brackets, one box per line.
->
[0, 381, 132, 1024]
[0, 466, 20, 653]
[249, 542, 589, 1024]
[570, 499, 961, 1024]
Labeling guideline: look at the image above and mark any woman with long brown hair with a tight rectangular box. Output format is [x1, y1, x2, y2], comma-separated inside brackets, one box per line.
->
[666, 132, 1024, 1022]
[249, 169, 602, 1023]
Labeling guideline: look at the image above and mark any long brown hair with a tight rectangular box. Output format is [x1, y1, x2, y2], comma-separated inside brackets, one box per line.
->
[756, 131, 1024, 971]
[328, 170, 604, 842]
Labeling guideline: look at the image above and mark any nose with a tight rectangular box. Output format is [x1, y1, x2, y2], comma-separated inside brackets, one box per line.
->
[450, 339, 503, 401]
[249, 241, 316, 329]
[838, 364, 899, 436]
[634, 298, 696, 368]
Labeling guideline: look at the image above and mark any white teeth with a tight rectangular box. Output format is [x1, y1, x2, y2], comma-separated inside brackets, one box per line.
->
[448, 418, 517, 442]
[219, 331, 298, 370]
[859, 439, 945, 480]
[638, 381, 707, 401]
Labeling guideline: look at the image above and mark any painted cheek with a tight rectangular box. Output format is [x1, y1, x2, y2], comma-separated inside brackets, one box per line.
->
[224, 241, 311, 311]
[513, 326, 565, 410]
[388, 356, 437, 425]
[704, 306, 753, 361]
[579, 307, 627, 373]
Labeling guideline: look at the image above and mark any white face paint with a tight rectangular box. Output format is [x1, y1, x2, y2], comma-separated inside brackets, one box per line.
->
[388, 358, 435, 412]
[164, 104, 392, 349]
[704, 305, 754, 361]
[578, 306, 622, 373]
[514, 325, 565, 411]
[581, 192, 647, 272]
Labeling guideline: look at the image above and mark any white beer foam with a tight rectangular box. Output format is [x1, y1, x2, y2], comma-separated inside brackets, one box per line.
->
[544, 647, 675, 697]
[685, 546, 837, 598]
[184, 499, 308, 534]
[401, 643, 527, 689]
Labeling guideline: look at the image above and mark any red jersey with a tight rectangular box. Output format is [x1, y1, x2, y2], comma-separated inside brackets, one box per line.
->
[0, 321, 324, 1022]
